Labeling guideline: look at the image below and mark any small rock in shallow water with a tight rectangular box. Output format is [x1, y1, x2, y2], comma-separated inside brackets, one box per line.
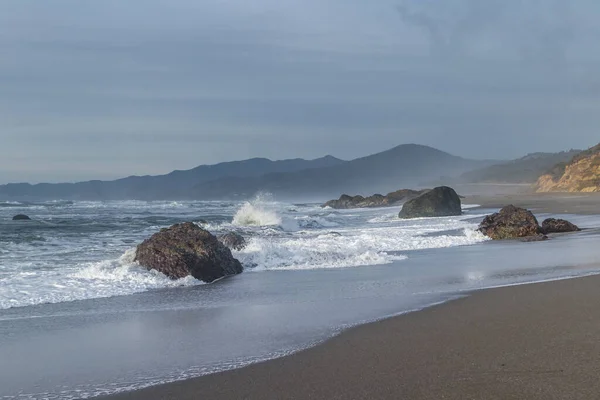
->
[520, 234, 549, 242]
[541, 218, 580, 234]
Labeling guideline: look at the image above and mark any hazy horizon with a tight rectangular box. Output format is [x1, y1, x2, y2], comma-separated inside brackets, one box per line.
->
[2, 1, 600, 183]
[0, 142, 586, 186]
[0, 142, 483, 185]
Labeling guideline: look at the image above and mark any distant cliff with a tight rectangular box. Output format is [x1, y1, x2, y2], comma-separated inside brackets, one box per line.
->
[536, 143, 600, 193]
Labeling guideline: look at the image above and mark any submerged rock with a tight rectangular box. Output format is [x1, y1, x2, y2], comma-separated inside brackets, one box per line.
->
[135, 222, 243, 282]
[478, 205, 541, 240]
[218, 232, 247, 251]
[541, 218, 581, 234]
[12, 214, 31, 221]
[323, 189, 427, 209]
[398, 186, 462, 219]
[520, 234, 549, 242]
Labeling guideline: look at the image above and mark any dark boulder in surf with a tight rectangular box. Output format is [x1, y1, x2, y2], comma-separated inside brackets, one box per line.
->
[541, 218, 581, 234]
[135, 222, 243, 283]
[478, 205, 541, 240]
[399, 187, 462, 219]
[12, 214, 31, 221]
[218, 232, 247, 251]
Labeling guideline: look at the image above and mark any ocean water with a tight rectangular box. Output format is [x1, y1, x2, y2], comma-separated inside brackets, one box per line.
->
[0, 197, 488, 309]
[1, 198, 600, 399]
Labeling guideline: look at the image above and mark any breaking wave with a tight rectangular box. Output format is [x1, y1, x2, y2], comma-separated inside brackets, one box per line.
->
[232, 195, 282, 227]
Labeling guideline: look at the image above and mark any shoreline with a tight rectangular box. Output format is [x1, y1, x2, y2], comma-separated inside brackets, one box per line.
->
[99, 272, 600, 400]
[3, 191, 597, 399]
[465, 191, 600, 215]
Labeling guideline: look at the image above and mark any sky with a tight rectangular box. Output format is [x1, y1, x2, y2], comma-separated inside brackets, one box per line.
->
[1, 0, 599, 183]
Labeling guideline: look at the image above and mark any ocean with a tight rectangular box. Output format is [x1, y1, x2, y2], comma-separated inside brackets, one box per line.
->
[1, 197, 599, 399]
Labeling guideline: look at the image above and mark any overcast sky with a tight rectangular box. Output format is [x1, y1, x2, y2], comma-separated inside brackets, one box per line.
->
[1, 0, 599, 183]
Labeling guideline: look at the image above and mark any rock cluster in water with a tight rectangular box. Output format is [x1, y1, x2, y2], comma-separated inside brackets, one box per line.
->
[135, 222, 243, 283]
[478, 205, 580, 241]
[323, 189, 428, 209]
[399, 186, 462, 219]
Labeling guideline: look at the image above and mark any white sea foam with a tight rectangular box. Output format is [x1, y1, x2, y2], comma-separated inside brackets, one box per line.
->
[235, 216, 488, 271]
[236, 236, 407, 271]
[0, 249, 202, 309]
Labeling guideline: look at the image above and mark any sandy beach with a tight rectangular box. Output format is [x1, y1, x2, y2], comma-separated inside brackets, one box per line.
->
[99, 272, 600, 400]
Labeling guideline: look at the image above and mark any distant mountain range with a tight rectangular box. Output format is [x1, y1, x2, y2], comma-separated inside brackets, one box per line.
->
[0, 155, 343, 200]
[459, 150, 582, 184]
[189, 144, 493, 200]
[1, 143, 587, 201]
[0, 144, 494, 201]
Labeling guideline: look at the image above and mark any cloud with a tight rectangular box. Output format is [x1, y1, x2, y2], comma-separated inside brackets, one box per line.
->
[0, 0, 599, 182]
[396, 0, 576, 63]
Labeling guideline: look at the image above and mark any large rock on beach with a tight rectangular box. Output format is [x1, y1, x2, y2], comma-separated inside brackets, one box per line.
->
[135, 222, 243, 282]
[12, 214, 31, 221]
[478, 205, 541, 240]
[398, 186, 462, 219]
[541, 218, 581, 234]
[218, 232, 247, 251]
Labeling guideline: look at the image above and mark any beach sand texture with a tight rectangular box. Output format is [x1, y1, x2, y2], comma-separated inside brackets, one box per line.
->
[102, 274, 600, 400]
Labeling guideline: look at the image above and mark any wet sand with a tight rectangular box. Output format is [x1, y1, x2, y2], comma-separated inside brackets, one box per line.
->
[466, 191, 600, 215]
[101, 273, 600, 400]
